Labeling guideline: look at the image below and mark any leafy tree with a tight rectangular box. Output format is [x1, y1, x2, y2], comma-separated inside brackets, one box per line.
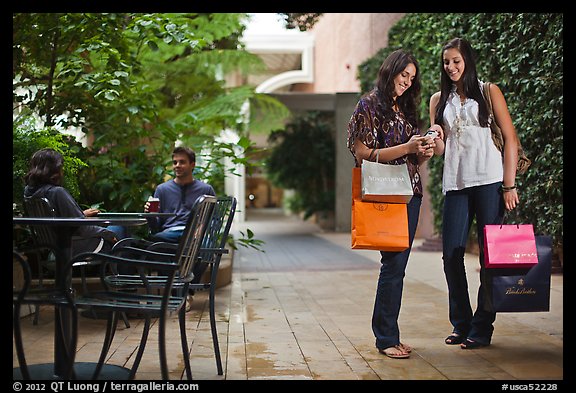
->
[265, 111, 335, 219]
[13, 13, 290, 213]
[13, 112, 87, 214]
[278, 13, 323, 31]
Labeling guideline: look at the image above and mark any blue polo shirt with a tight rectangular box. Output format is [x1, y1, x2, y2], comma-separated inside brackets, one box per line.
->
[148, 179, 215, 233]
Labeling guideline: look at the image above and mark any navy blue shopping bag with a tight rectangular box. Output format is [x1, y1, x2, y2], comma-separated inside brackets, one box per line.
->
[484, 235, 552, 313]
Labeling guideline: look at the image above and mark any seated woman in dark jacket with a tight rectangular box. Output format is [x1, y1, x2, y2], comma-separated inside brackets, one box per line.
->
[23, 148, 117, 255]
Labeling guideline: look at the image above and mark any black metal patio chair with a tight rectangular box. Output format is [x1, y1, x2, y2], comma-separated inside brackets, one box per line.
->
[67, 194, 216, 380]
[21, 197, 131, 328]
[109, 195, 237, 378]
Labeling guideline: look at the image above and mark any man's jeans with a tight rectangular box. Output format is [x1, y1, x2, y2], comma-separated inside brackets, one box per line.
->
[151, 228, 183, 243]
[372, 195, 421, 350]
[150, 228, 208, 286]
[442, 182, 504, 344]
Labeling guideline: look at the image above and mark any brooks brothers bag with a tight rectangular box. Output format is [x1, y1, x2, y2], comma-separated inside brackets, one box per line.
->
[484, 235, 552, 313]
[351, 167, 409, 251]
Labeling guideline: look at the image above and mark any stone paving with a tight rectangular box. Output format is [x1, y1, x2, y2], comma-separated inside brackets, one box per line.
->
[14, 208, 564, 383]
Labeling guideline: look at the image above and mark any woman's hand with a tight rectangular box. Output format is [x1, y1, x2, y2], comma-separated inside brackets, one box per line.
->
[418, 146, 435, 160]
[83, 208, 100, 217]
[415, 131, 439, 165]
[503, 188, 519, 211]
[407, 135, 431, 154]
[428, 124, 444, 141]
[425, 125, 445, 156]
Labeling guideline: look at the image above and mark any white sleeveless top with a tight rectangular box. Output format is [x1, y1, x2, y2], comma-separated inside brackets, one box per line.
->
[442, 81, 503, 194]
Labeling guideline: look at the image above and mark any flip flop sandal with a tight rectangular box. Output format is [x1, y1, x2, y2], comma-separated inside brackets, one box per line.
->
[379, 345, 410, 359]
[399, 342, 412, 353]
[445, 333, 464, 345]
[460, 338, 489, 349]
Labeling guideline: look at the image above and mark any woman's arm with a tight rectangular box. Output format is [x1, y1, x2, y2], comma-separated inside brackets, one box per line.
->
[53, 187, 117, 242]
[349, 98, 427, 165]
[429, 92, 445, 156]
[489, 83, 519, 210]
[353, 134, 429, 165]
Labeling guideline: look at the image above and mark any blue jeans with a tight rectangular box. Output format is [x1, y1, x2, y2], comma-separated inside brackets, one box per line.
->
[372, 195, 421, 350]
[149, 228, 208, 287]
[442, 182, 504, 345]
[107, 225, 128, 240]
[150, 229, 183, 243]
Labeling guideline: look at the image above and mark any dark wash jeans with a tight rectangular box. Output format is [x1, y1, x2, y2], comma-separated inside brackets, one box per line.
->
[150, 228, 183, 243]
[372, 195, 421, 350]
[442, 181, 504, 344]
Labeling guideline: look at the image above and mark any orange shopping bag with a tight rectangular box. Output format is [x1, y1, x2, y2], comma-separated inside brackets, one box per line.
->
[351, 167, 409, 251]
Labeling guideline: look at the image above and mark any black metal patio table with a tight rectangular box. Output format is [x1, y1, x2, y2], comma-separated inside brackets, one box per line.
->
[12, 216, 148, 380]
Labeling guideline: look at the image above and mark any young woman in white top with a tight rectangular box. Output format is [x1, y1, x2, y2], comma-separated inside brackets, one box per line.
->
[429, 37, 520, 349]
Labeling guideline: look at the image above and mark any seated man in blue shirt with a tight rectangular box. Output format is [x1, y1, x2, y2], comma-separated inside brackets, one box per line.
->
[144, 146, 216, 242]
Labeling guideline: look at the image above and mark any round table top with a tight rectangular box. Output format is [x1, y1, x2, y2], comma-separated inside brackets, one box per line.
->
[13, 216, 148, 226]
[96, 212, 175, 218]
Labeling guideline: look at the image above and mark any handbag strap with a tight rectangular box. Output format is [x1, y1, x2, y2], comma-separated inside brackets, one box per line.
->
[483, 82, 497, 126]
[483, 82, 493, 111]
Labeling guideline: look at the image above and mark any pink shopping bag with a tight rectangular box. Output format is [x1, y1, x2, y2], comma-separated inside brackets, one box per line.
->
[483, 224, 538, 269]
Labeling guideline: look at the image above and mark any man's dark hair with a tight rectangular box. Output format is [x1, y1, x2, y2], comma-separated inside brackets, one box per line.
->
[172, 146, 196, 163]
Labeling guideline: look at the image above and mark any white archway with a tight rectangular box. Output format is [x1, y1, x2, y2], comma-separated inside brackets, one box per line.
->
[223, 31, 315, 222]
[245, 33, 315, 93]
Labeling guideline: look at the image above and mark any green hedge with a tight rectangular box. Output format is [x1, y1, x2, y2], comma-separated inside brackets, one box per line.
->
[358, 13, 563, 251]
[13, 113, 87, 214]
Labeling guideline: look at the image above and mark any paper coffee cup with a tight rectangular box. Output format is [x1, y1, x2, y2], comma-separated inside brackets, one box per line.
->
[148, 197, 160, 212]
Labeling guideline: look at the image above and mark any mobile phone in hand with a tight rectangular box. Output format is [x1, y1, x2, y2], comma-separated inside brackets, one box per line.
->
[424, 130, 438, 138]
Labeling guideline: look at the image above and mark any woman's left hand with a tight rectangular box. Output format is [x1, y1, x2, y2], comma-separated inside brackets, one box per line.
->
[428, 124, 444, 140]
[83, 208, 100, 217]
[503, 189, 519, 211]
[417, 135, 435, 160]
[417, 147, 435, 160]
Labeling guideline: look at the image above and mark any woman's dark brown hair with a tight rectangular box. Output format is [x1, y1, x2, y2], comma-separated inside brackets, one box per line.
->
[434, 37, 489, 128]
[375, 48, 421, 128]
[24, 148, 64, 187]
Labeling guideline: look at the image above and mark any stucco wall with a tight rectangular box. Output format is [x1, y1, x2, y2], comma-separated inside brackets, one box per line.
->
[294, 13, 405, 94]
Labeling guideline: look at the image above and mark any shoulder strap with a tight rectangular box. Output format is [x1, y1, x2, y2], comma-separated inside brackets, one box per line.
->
[483, 82, 493, 110]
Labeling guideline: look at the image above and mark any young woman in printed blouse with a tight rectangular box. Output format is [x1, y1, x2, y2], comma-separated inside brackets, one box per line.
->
[429, 37, 521, 349]
[347, 49, 444, 359]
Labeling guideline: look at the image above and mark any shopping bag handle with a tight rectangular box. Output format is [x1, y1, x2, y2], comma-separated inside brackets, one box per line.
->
[368, 148, 408, 165]
[498, 211, 520, 229]
[368, 148, 380, 163]
[367, 147, 408, 165]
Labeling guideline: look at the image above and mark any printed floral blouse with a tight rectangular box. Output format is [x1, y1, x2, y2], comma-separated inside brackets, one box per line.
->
[347, 90, 423, 196]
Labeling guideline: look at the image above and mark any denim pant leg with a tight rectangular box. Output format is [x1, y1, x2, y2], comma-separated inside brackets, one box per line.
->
[150, 229, 183, 243]
[372, 195, 421, 350]
[468, 183, 503, 344]
[107, 225, 128, 240]
[442, 189, 474, 337]
[442, 183, 502, 344]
